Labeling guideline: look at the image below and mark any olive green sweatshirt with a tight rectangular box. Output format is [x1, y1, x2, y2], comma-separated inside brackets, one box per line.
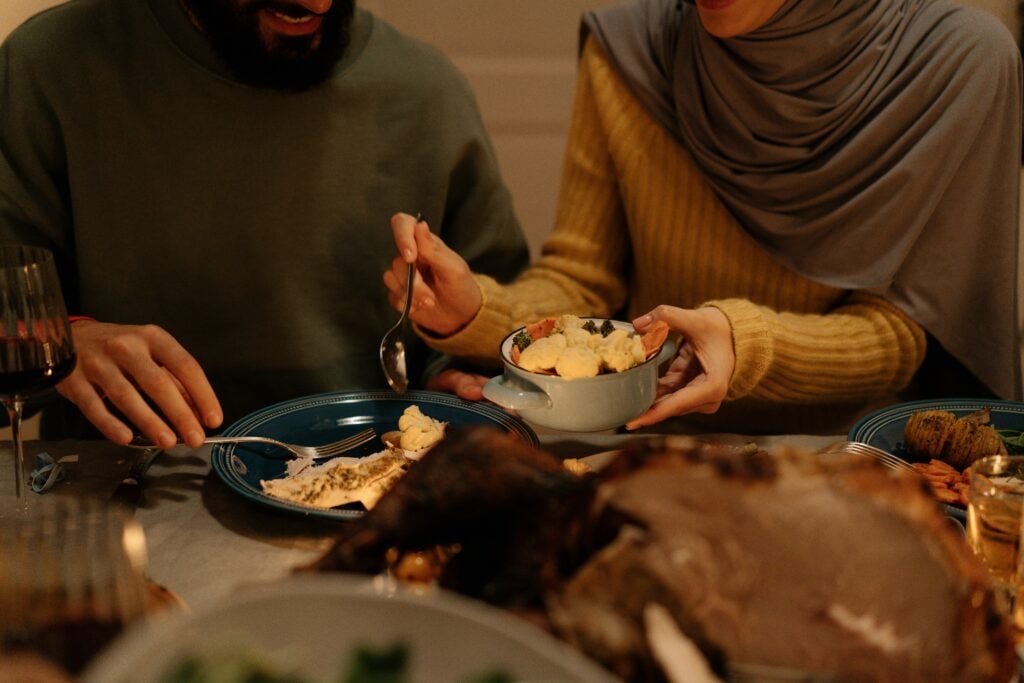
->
[0, 0, 528, 429]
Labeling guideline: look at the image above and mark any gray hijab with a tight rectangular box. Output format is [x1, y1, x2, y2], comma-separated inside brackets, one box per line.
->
[583, 0, 1023, 400]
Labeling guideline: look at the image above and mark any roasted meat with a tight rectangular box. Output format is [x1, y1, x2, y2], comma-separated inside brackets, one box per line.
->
[304, 427, 593, 607]
[307, 429, 1015, 682]
[550, 437, 1013, 681]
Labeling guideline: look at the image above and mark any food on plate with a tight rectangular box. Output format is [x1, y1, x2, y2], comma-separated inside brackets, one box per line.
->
[387, 546, 450, 585]
[390, 404, 446, 452]
[159, 649, 299, 683]
[261, 448, 410, 510]
[509, 315, 668, 379]
[912, 459, 971, 506]
[159, 643, 512, 683]
[260, 406, 446, 510]
[308, 428, 1015, 682]
[904, 407, 1007, 469]
[562, 458, 593, 476]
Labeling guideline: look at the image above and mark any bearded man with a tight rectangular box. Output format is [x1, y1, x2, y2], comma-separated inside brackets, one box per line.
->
[0, 0, 528, 447]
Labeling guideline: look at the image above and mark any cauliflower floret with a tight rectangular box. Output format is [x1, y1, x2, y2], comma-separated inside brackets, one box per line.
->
[518, 333, 567, 372]
[598, 330, 647, 373]
[602, 328, 631, 347]
[555, 345, 601, 379]
[556, 314, 584, 333]
[397, 405, 446, 451]
[563, 326, 592, 349]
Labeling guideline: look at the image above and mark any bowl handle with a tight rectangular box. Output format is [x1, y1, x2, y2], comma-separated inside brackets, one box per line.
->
[482, 375, 553, 411]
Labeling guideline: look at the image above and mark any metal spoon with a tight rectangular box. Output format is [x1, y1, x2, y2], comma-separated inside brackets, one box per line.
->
[379, 214, 420, 393]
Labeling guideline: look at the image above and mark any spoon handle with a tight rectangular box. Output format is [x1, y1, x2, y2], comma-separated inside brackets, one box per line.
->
[402, 212, 422, 320]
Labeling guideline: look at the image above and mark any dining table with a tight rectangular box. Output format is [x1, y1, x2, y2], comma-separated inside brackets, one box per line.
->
[2, 428, 842, 611]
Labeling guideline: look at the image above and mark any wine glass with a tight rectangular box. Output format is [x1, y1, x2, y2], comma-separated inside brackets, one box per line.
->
[0, 496, 150, 675]
[0, 245, 76, 512]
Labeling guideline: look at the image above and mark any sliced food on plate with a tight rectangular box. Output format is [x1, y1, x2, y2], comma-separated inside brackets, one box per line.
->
[260, 405, 446, 511]
[849, 399, 1024, 508]
[904, 407, 1006, 468]
[904, 406, 1022, 507]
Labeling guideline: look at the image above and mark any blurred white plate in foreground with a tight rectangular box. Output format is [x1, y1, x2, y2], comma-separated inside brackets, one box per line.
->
[82, 573, 617, 683]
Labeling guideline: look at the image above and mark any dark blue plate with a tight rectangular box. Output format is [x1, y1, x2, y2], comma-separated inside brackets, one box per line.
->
[210, 390, 539, 521]
[848, 398, 1024, 522]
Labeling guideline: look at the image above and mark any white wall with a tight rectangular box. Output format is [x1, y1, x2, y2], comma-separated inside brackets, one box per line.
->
[0, 0, 57, 38]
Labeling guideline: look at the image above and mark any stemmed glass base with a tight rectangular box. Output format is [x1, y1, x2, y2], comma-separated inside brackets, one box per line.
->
[3, 395, 29, 515]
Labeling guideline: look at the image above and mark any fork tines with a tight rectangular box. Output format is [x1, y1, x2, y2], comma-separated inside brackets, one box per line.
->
[314, 427, 377, 458]
[838, 442, 916, 473]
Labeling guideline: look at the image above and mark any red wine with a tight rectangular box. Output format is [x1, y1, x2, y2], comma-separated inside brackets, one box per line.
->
[0, 337, 76, 397]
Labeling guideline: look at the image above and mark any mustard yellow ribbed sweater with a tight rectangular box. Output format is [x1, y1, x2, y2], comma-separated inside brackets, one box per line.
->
[428, 39, 927, 434]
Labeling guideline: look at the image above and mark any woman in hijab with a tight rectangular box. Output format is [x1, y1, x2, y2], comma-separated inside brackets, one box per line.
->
[385, 0, 1022, 434]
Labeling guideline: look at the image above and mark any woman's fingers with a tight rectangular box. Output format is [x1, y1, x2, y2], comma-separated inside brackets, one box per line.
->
[425, 369, 488, 401]
[625, 305, 735, 429]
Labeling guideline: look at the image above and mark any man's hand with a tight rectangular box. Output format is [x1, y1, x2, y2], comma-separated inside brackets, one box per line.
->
[383, 212, 483, 336]
[57, 321, 222, 448]
[625, 305, 735, 430]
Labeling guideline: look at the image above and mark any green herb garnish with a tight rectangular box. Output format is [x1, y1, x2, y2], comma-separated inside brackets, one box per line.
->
[341, 644, 408, 683]
[512, 330, 532, 352]
[582, 320, 599, 334]
[599, 319, 615, 337]
[998, 429, 1024, 455]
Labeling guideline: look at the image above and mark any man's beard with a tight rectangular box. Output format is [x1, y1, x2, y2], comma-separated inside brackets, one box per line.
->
[181, 0, 356, 91]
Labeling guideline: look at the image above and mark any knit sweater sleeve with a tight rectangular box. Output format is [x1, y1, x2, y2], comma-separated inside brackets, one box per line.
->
[710, 292, 926, 403]
[425, 38, 927, 404]
[421, 41, 630, 364]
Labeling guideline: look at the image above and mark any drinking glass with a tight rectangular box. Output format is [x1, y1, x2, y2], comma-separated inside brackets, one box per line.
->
[966, 454, 1024, 630]
[0, 245, 76, 512]
[0, 497, 150, 675]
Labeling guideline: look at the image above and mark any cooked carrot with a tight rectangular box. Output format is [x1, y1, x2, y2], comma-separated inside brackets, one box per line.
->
[641, 320, 670, 358]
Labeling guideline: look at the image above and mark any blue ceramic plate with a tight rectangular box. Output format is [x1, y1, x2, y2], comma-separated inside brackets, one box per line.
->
[211, 390, 539, 521]
[848, 398, 1024, 520]
[848, 398, 1024, 458]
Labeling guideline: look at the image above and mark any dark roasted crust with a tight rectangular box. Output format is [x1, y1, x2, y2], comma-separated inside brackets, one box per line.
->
[905, 410, 957, 460]
[302, 427, 593, 606]
[904, 409, 1007, 469]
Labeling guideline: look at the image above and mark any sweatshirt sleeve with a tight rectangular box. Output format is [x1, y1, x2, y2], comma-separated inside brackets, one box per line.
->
[0, 24, 78, 307]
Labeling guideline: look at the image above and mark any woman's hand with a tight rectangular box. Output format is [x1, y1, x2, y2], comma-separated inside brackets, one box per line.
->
[384, 212, 483, 336]
[626, 305, 735, 430]
[57, 321, 222, 448]
[426, 369, 490, 401]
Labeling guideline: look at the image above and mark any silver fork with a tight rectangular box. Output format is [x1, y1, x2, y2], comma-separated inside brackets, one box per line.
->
[820, 440, 917, 474]
[127, 427, 377, 460]
[111, 446, 162, 507]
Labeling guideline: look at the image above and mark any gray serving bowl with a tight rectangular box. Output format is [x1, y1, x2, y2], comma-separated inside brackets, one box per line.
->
[482, 319, 677, 432]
